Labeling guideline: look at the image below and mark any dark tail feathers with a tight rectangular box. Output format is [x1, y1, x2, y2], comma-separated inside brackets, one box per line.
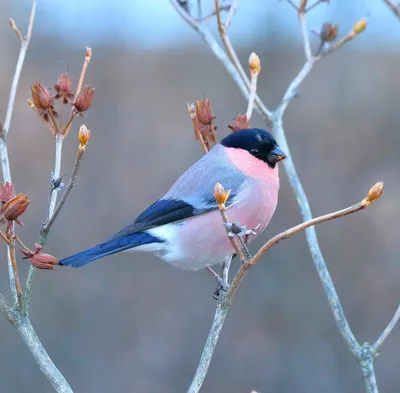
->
[59, 232, 162, 268]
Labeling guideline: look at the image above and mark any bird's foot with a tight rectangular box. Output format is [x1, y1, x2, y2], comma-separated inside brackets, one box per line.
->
[206, 266, 230, 300]
[224, 222, 258, 239]
[224, 222, 259, 260]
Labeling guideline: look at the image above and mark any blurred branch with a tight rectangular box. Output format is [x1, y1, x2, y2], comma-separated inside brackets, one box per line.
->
[246, 53, 260, 121]
[382, 0, 400, 19]
[188, 186, 382, 393]
[299, 11, 312, 60]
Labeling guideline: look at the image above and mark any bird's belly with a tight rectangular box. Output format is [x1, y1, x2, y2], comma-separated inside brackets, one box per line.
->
[146, 179, 279, 270]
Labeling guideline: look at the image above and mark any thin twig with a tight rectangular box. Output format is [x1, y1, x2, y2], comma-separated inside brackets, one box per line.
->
[306, 0, 329, 12]
[0, 2, 74, 390]
[47, 109, 60, 136]
[224, 0, 238, 28]
[382, 0, 400, 19]
[9, 241, 23, 310]
[214, 0, 272, 120]
[188, 104, 209, 153]
[41, 145, 86, 238]
[216, 204, 245, 261]
[9, 18, 23, 41]
[24, 48, 92, 313]
[170, 0, 273, 126]
[0, 293, 13, 322]
[48, 135, 64, 220]
[23, 134, 64, 313]
[23, 144, 85, 313]
[188, 190, 379, 392]
[64, 48, 92, 137]
[285, 0, 299, 11]
[0, 230, 11, 246]
[372, 304, 400, 354]
[299, 11, 312, 61]
[0, 0, 37, 308]
[3, 0, 36, 137]
[250, 196, 375, 265]
[246, 53, 260, 121]
[194, 3, 231, 22]
[221, 254, 233, 282]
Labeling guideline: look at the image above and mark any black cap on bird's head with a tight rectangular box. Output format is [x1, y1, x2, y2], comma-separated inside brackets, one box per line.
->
[220, 128, 286, 168]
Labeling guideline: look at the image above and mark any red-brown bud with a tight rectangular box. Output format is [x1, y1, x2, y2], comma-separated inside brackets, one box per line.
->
[366, 182, 384, 203]
[54, 73, 74, 104]
[195, 99, 215, 125]
[74, 85, 95, 113]
[78, 124, 91, 146]
[3, 193, 29, 222]
[0, 182, 15, 205]
[31, 82, 52, 110]
[228, 114, 250, 132]
[320, 22, 338, 42]
[21, 243, 58, 270]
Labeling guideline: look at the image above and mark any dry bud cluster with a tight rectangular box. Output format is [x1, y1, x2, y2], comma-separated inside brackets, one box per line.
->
[21, 243, 58, 270]
[29, 73, 95, 136]
[0, 182, 29, 229]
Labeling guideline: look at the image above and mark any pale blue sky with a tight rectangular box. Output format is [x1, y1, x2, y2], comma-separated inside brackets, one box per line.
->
[12, 0, 400, 50]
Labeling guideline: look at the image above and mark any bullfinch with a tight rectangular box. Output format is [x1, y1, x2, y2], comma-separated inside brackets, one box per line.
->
[59, 128, 286, 274]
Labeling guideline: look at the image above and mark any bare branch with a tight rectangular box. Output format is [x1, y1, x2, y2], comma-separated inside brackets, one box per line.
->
[9, 240, 23, 310]
[0, 0, 36, 308]
[173, 4, 378, 391]
[188, 103, 209, 153]
[0, 2, 74, 390]
[299, 11, 312, 61]
[372, 304, 400, 354]
[188, 187, 381, 392]
[382, 0, 400, 20]
[246, 53, 260, 121]
[64, 47, 92, 137]
[3, 0, 37, 138]
[188, 304, 229, 393]
[9, 18, 23, 41]
[170, 0, 273, 126]
[16, 317, 73, 393]
[41, 145, 86, 239]
[224, 0, 238, 28]
[24, 48, 93, 312]
[48, 135, 64, 219]
[194, 3, 232, 23]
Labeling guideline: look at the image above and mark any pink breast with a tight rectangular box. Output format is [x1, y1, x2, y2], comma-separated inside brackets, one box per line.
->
[175, 159, 280, 268]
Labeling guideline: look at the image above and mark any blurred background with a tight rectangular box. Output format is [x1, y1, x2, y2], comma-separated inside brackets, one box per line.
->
[0, 0, 399, 392]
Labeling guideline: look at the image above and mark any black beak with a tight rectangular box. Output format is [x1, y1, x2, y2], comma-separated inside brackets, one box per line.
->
[270, 146, 286, 162]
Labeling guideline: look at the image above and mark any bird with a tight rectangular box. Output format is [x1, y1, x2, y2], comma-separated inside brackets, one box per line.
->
[59, 128, 286, 281]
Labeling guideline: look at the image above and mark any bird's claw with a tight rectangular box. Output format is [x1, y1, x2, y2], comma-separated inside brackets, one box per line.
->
[212, 280, 230, 300]
[224, 222, 258, 239]
[206, 266, 230, 300]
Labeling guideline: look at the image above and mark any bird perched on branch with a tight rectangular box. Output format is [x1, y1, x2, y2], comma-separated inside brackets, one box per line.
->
[59, 128, 286, 283]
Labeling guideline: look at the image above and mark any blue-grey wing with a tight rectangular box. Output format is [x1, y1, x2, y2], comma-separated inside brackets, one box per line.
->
[112, 144, 246, 238]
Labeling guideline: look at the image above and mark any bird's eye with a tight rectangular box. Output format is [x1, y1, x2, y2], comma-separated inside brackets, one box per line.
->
[250, 149, 260, 157]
